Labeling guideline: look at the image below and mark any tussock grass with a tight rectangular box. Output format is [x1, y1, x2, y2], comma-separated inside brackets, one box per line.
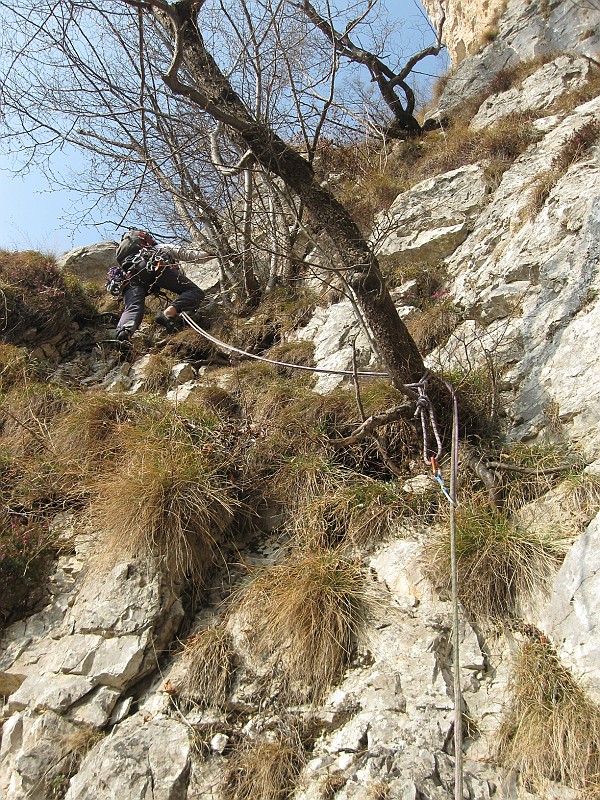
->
[265, 340, 316, 368]
[0, 344, 31, 390]
[92, 438, 237, 581]
[291, 474, 437, 550]
[140, 352, 175, 392]
[51, 393, 139, 470]
[177, 625, 235, 709]
[498, 444, 580, 512]
[213, 287, 318, 354]
[424, 503, 567, 621]
[497, 639, 600, 795]
[223, 736, 305, 800]
[238, 551, 370, 702]
[406, 298, 461, 355]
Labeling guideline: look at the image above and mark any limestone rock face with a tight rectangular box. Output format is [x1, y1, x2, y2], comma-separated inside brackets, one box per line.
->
[57, 242, 117, 283]
[433, 0, 600, 114]
[439, 95, 600, 455]
[421, 0, 502, 63]
[373, 164, 489, 263]
[540, 512, 600, 705]
[0, 559, 184, 799]
[470, 55, 593, 131]
[64, 714, 191, 800]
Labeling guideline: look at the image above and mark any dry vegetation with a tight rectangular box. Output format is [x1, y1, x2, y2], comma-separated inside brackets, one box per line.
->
[223, 735, 305, 800]
[177, 624, 236, 709]
[498, 639, 600, 795]
[423, 501, 568, 622]
[92, 431, 238, 581]
[237, 551, 371, 702]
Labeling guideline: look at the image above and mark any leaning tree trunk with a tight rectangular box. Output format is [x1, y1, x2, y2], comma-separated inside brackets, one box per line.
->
[153, 0, 425, 388]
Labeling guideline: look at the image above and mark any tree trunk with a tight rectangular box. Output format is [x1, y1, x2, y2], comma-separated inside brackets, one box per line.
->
[156, 1, 425, 386]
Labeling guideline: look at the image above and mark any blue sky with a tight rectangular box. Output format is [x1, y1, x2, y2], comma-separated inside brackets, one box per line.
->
[0, 0, 444, 256]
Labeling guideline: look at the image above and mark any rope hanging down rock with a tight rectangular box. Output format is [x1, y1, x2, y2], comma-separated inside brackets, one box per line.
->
[180, 311, 465, 795]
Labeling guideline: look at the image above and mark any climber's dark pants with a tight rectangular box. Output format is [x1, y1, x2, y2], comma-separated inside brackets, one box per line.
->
[116, 267, 205, 336]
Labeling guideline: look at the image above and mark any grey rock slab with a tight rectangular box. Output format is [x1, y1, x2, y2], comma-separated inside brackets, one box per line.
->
[64, 713, 191, 800]
[6, 673, 95, 715]
[471, 55, 593, 131]
[67, 561, 168, 636]
[0, 708, 79, 800]
[67, 685, 121, 727]
[57, 241, 118, 283]
[539, 512, 600, 704]
[373, 165, 488, 262]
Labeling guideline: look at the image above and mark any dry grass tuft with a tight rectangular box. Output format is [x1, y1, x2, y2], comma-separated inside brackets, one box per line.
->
[177, 625, 235, 709]
[406, 298, 461, 355]
[265, 340, 316, 369]
[223, 736, 305, 800]
[423, 503, 567, 622]
[497, 639, 600, 795]
[0, 344, 31, 390]
[92, 438, 237, 581]
[51, 393, 138, 470]
[140, 353, 175, 392]
[238, 551, 370, 702]
[291, 474, 438, 550]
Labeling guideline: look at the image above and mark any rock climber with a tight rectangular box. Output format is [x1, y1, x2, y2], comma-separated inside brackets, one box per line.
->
[107, 229, 214, 345]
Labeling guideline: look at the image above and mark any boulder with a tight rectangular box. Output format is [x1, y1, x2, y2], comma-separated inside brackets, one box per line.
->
[373, 165, 489, 263]
[57, 242, 117, 283]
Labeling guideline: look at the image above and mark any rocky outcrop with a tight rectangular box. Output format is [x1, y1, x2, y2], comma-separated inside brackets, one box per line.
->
[421, 0, 503, 63]
[434, 0, 600, 115]
[0, 557, 184, 799]
[57, 242, 118, 283]
[540, 511, 600, 706]
[65, 714, 191, 800]
[373, 164, 490, 263]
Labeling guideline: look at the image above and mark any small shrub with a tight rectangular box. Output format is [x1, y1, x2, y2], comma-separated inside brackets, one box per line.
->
[497, 639, 600, 794]
[423, 503, 567, 621]
[177, 625, 235, 709]
[0, 511, 57, 629]
[223, 737, 305, 800]
[238, 551, 370, 702]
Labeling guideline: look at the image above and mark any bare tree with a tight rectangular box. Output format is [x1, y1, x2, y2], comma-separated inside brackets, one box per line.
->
[294, 0, 446, 135]
[141, 0, 424, 388]
[0, 0, 434, 388]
